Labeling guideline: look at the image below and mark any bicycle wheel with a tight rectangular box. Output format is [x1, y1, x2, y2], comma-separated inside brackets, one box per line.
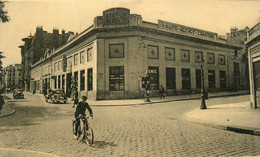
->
[77, 125, 81, 140]
[83, 126, 94, 146]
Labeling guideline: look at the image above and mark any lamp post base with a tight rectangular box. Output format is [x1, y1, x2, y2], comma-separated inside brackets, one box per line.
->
[200, 95, 207, 109]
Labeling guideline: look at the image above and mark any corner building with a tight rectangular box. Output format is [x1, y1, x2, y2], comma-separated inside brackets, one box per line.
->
[246, 22, 260, 109]
[31, 8, 244, 100]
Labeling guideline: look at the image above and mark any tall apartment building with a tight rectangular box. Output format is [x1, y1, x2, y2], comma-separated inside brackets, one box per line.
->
[1, 64, 22, 90]
[226, 26, 250, 89]
[19, 26, 74, 91]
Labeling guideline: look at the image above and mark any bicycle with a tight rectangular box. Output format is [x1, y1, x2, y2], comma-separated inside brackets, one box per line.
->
[72, 114, 94, 146]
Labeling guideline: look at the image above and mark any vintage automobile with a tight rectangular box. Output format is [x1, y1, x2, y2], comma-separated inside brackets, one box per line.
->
[13, 89, 24, 99]
[47, 89, 67, 104]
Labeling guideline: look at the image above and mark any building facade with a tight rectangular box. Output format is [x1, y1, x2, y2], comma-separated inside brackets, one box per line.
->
[246, 22, 260, 109]
[1, 64, 22, 90]
[31, 8, 245, 100]
[19, 26, 74, 92]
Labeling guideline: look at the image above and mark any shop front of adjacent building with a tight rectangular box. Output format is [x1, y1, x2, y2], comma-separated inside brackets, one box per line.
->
[31, 7, 245, 100]
[246, 22, 260, 109]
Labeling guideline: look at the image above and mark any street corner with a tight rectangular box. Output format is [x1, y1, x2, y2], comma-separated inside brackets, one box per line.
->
[0, 148, 60, 157]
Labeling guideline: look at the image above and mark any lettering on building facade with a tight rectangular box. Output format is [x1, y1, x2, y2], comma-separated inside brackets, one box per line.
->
[103, 8, 130, 25]
[158, 20, 218, 40]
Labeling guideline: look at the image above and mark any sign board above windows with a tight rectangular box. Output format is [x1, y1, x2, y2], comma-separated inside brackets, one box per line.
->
[103, 8, 130, 25]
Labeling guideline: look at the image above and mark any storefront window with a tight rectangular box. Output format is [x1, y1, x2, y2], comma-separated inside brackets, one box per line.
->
[219, 71, 226, 90]
[80, 70, 85, 91]
[87, 68, 93, 91]
[148, 66, 159, 90]
[58, 75, 61, 89]
[208, 70, 216, 89]
[182, 68, 191, 89]
[196, 69, 201, 89]
[166, 68, 175, 89]
[109, 66, 124, 91]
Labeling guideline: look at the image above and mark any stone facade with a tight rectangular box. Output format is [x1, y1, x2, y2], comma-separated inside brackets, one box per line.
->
[31, 8, 245, 100]
[246, 22, 260, 109]
[19, 27, 73, 91]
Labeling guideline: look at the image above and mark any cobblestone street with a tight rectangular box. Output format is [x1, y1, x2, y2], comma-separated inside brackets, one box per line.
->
[0, 93, 260, 157]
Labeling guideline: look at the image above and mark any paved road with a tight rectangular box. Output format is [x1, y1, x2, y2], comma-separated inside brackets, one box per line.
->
[0, 93, 260, 157]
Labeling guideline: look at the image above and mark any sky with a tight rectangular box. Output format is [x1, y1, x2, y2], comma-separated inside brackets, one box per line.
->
[0, 0, 259, 67]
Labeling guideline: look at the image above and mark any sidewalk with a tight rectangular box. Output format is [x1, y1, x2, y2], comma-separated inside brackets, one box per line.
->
[0, 96, 15, 118]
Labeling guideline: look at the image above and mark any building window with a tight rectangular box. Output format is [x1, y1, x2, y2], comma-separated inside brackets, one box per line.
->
[207, 53, 215, 64]
[195, 51, 203, 63]
[182, 68, 191, 89]
[148, 66, 159, 90]
[62, 75, 65, 89]
[219, 71, 226, 90]
[87, 68, 93, 91]
[196, 69, 201, 89]
[74, 71, 78, 90]
[166, 68, 176, 89]
[80, 51, 85, 64]
[109, 66, 124, 91]
[80, 70, 85, 91]
[165, 48, 175, 60]
[74, 53, 78, 65]
[181, 49, 190, 62]
[58, 61, 61, 70]
[218, 54, 225, 65]
[54, 62, 58, 71]
[148, 45, 159, 59]
[109, 44, 124, 58]
[87, 47, 93, 62]
[58, 75, 61, 89]
[54, 76, 57, 89]
[208, 70, 216, 89]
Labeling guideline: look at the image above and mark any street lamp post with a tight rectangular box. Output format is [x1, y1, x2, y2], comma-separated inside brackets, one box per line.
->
[200, 58, 207, 109]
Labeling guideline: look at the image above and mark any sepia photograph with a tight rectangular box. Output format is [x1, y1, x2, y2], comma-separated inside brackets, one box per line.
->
[0, 0, 259, 156]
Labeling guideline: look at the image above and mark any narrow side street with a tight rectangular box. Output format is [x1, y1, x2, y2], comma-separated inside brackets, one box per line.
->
[0, 93, 260, 157]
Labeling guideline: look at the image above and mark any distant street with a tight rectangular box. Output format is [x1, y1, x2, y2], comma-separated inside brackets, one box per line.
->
[0, 93, 260, 157]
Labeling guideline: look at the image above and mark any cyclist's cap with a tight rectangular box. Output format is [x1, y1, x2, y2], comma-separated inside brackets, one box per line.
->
[82, 96, 87, 99]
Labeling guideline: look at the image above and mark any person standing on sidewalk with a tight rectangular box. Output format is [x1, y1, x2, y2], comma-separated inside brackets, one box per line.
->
[159, 85, 165, 99]
[0, 94, 5, 115]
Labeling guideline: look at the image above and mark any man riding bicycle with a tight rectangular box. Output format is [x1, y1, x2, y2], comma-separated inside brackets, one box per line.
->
[73, 96, 93, 138]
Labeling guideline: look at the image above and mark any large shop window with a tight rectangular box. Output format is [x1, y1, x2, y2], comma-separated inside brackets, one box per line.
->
[80, 70, 85, 91]
[109, 44, 124, 58]
[219, 71, 226, 90]
[166, 68, 176, 89]
[58, 75, 61, 89]
[87, 68, 93, 91]
[208, 70, 216, 89]
[109, 66, 124, 91]
[148, 66, 159, 90]
[182, 68, 191, 89]
[54, 76, 57, 89]
[196, 69, 201, 89]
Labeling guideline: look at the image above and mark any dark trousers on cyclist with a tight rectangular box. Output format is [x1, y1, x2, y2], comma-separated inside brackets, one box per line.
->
[74, 113, 86, 135]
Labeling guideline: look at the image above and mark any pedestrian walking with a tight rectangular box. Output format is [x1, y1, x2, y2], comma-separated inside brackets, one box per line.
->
[159, 85, 165, 99]
[0, 94, 5, 115]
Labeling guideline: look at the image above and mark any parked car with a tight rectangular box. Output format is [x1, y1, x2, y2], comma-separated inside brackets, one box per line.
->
[47, 89, 67, 104]
[13, 89, 24, 99]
